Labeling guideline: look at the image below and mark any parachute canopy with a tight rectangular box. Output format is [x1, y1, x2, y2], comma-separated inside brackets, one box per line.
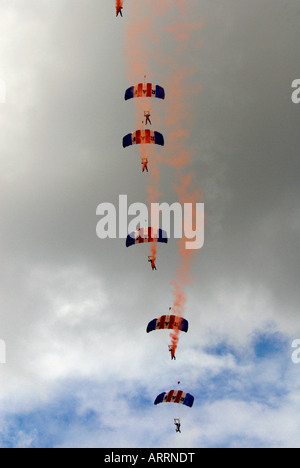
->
[126, 227, 168, 248]
[154, 390, 194, 408]
[123, 130, 164, 148]
[147, 315, 189, 333]
[125, 83, 165, 101]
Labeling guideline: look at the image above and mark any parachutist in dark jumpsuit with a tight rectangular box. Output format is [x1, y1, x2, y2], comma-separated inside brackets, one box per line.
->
[174, 419, 181, 433]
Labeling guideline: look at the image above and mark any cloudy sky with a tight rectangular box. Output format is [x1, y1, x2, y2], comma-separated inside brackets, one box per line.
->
[0, 0, 300, 448]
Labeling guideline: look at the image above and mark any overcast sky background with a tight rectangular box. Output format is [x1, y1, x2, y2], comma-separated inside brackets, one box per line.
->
[0, 0, 300, 448]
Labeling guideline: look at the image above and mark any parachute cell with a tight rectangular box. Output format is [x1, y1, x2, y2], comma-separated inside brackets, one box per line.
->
[123, 130, 164, 148]
[126, 227, 168, 248]
[125, 83, 165, 101]
[154, 390, 194, 408]
[147, 315, 189, 333]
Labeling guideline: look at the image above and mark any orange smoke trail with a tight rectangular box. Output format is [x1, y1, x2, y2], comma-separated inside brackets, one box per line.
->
[169, 204, 202, 357]
[116, 0, 124, 12]
[169, 179, 203, 357]
[161, 10, 203, 358]
[146, 143, 163, 267]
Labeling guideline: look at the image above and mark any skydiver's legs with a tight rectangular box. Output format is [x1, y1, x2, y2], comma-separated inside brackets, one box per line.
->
[145, 116, 152, 125]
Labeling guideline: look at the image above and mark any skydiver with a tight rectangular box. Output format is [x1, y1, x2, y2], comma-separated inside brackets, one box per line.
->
[174, 419, 181, 433]
[141, 157, 149, 173]
[168, 345, 176, 360]
[116, 6, 123, 17]
[144, 111, 152, 125]
[148, 256, 157, 271]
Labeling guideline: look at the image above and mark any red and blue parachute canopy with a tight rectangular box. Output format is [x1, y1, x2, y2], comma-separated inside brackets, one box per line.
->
[126, 227, 168, 248]
[123, 129, 164, 148]
[154, 390, 194, 408]
[147, 315, 189, 333]
[125, 83, 165, 101]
